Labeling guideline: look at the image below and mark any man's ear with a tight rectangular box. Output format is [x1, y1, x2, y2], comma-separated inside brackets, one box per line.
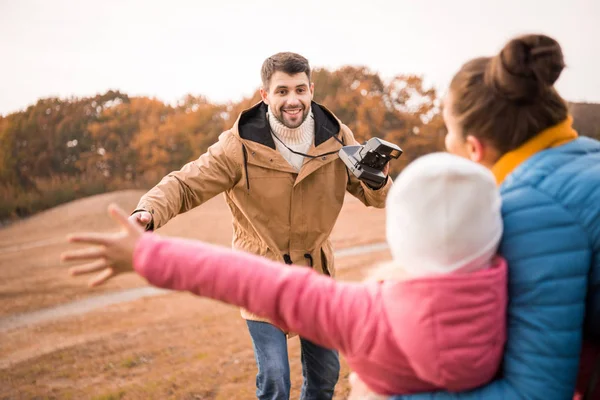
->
[260, 88, 269, 105]
[309, 82, 314, 100]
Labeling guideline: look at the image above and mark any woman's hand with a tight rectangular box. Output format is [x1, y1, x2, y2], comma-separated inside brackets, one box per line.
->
[61, 204, 144, 287]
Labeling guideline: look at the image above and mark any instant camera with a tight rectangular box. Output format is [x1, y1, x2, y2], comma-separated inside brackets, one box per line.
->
[339, 137, 403, 187]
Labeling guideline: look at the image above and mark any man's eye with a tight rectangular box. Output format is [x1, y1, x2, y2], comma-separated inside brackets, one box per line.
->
[297, 88, 305, 93]
[278, 90, 287, 95]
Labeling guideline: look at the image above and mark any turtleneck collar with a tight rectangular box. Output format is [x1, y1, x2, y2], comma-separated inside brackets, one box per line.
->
[267, 106, 314, 146]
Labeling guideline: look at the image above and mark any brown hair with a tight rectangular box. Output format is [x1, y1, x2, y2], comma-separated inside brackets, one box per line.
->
[261, 52, 311, 89]
[449, 34, 568, 154]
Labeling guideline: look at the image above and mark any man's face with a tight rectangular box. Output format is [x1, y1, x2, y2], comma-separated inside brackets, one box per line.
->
[261, 71, 314, 129]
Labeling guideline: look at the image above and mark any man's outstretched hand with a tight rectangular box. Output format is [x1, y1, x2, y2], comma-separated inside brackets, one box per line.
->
[129, 210, 152, 229]
[61, 204, 145, 287]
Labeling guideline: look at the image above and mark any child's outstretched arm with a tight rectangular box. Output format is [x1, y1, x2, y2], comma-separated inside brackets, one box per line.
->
[135, 232, 381, 356]
[62, 204, 382, 357]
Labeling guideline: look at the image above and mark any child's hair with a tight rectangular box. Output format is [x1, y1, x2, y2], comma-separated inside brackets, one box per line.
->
[448, 34, 568, 154]
[373, 152, 502, 280]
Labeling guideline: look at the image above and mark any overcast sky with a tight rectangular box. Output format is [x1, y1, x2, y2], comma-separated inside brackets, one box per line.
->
[1, 0, 598, 116]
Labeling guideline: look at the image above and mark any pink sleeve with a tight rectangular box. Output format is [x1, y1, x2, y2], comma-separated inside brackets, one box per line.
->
[133, 233, 381, 355]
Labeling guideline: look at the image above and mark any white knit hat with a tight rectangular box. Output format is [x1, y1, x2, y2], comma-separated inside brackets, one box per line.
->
[386, 152, 503, 277]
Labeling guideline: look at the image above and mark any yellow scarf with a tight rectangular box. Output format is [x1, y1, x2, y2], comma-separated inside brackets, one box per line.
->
[492, 116, 578, 185]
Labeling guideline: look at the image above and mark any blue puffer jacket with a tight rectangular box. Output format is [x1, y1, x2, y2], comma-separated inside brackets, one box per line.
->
[392, 137, 600, 400]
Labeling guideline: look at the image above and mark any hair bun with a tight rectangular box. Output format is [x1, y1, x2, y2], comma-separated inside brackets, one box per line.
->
[485, 34, 565, 102]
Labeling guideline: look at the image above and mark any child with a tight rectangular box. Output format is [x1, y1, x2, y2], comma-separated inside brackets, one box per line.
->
[62, 152, 506, 396]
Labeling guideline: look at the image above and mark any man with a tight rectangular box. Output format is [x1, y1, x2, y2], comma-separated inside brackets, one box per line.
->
[130, 52, 392, 400]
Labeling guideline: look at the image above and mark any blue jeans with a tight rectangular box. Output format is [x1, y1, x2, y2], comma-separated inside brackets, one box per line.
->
[246, 320, 340, 400]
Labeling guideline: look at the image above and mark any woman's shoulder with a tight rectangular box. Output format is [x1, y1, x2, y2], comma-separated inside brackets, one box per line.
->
[503, 138, 600, 191]
[501, 138, 600, 218]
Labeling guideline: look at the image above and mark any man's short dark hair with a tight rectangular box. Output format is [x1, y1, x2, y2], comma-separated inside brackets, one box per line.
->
[261, 52, 311, 89]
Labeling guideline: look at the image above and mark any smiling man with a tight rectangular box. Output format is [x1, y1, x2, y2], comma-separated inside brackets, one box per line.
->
[128, 52, 392, 400]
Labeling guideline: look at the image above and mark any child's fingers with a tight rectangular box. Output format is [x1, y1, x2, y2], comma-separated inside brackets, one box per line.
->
[109, 204, 144, 234]
[89, 268, 115, 287]
[67, 233, 111, 246]
[108, 204, 129, 226]
[69, 259, 109, 276]
[61, 246, 105, 262]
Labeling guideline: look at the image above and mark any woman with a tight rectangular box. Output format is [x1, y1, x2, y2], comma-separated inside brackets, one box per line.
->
[377, 34, 600, 399]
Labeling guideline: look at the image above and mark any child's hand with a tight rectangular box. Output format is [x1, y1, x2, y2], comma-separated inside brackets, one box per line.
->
[61, 204, 144, 287]
[348, 372, 389, 400]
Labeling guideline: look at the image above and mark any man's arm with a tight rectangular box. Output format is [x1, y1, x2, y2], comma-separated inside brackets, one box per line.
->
[134, 131, 242, 230]
[340, 126, 392, 208]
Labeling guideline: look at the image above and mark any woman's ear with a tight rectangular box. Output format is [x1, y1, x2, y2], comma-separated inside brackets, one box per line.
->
[465, 134, 486, 163]
[465, 135, 502, 168]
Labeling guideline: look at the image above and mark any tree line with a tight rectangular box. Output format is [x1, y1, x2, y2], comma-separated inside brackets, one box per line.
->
[1, 66, 598, 222]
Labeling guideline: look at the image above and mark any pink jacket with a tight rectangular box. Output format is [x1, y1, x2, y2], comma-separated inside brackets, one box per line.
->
[133, 234, 507, 395]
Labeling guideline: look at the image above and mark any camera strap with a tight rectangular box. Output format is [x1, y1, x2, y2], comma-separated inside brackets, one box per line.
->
[270, 128, 352, 187]
[266, 114, 352, 185]
[270, 128, 342, 158]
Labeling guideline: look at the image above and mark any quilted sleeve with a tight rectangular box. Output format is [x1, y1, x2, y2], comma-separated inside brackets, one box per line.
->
[583, 186, 600, 339]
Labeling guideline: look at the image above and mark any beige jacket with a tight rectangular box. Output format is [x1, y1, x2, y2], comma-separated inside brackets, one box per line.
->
[135, 101, 392, 322]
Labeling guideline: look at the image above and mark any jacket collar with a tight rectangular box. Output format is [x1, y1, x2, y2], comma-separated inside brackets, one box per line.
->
[234, 101, 342, 148]
[492, 116, 578, 185]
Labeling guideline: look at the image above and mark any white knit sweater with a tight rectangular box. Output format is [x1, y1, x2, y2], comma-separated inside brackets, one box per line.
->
[267, 107, 314, 172]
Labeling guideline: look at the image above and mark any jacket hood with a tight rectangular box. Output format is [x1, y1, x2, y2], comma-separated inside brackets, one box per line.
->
[380, 256, 507, 390]
[234, 101, 342, 148]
